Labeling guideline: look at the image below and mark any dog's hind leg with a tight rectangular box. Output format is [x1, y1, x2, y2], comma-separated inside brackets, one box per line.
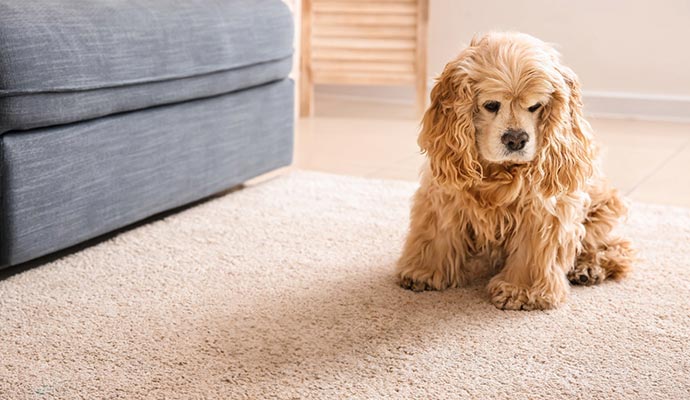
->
[568, 184, 634, 286]
[569, 237, 634, 285]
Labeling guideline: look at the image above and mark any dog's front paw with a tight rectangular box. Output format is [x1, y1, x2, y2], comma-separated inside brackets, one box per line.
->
[398, 272, 448, 292]
[399, 276, 433, 292]
[568, 260, 605, 286]
[487, 278, 563, 311]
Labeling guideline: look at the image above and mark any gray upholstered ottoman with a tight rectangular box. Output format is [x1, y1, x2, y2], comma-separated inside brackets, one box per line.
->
[0, 0, 294, 268]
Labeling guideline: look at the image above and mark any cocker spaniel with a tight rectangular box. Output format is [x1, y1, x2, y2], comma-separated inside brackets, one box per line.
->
[397, 32, 634, 310]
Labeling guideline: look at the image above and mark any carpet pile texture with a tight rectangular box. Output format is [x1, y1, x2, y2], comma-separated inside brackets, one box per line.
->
[1, 171, 689, 399]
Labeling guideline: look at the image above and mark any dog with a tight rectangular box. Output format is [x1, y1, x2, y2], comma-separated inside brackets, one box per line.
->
[397, 32, 634, 310]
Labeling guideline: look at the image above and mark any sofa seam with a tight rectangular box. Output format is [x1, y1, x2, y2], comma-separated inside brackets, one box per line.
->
[0, 54, 295, 97]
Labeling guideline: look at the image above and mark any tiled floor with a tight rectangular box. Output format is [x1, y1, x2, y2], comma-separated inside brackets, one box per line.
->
[260, 96, 690, 208]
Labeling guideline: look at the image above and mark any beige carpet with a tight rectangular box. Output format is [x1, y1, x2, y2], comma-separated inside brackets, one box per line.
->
[1, 171, 689, 399]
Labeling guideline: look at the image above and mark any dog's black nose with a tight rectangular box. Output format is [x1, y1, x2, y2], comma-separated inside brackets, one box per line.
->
[501, 129, 529, 152]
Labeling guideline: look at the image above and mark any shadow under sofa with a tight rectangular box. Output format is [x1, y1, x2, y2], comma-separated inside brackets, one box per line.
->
[0, 0, 294, 269]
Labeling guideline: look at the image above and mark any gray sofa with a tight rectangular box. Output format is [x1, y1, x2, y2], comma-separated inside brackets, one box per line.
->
[0, 0, 294, 268]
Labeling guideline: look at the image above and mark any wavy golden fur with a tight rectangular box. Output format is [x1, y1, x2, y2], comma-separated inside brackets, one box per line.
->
[397, 32, 634, 310]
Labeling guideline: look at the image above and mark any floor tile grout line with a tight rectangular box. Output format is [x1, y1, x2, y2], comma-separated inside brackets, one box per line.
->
[624, 138, 690, 196]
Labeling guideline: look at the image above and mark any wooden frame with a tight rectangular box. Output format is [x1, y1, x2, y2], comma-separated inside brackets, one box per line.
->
[300, 0, 429, 117]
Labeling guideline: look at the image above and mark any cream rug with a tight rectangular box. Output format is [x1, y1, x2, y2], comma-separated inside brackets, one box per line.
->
[1, 171, 689, 399]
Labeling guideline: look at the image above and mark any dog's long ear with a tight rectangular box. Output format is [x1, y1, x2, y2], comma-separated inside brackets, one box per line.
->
[418, 49, 482, 189]
[535, 64, 594, 196]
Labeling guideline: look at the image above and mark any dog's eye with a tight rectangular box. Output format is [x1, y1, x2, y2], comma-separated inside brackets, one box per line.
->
[528, 103, 542, 113]
[483, 101, 500, 113]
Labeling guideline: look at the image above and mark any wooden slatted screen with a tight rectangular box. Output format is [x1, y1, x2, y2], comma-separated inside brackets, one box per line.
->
[300, 0, 428, 116]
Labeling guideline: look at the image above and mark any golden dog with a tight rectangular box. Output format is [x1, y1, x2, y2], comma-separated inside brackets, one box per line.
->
[397, 32, 634, 310]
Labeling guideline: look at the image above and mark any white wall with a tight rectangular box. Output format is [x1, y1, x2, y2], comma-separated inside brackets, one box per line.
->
[429, 0, 690, 97]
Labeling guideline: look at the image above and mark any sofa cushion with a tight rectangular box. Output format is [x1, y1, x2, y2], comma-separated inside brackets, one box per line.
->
[0, 0, 293, 132]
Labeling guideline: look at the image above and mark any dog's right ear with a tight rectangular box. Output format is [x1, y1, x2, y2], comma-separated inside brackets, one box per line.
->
[418, 48, 482, 189]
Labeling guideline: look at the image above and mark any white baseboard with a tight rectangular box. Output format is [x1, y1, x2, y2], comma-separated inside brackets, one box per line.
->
[581, 91, 690, 122]
[315, 84, 690, 122]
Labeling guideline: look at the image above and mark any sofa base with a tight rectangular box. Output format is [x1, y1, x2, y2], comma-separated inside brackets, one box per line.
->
[0, 79, 294, 268]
